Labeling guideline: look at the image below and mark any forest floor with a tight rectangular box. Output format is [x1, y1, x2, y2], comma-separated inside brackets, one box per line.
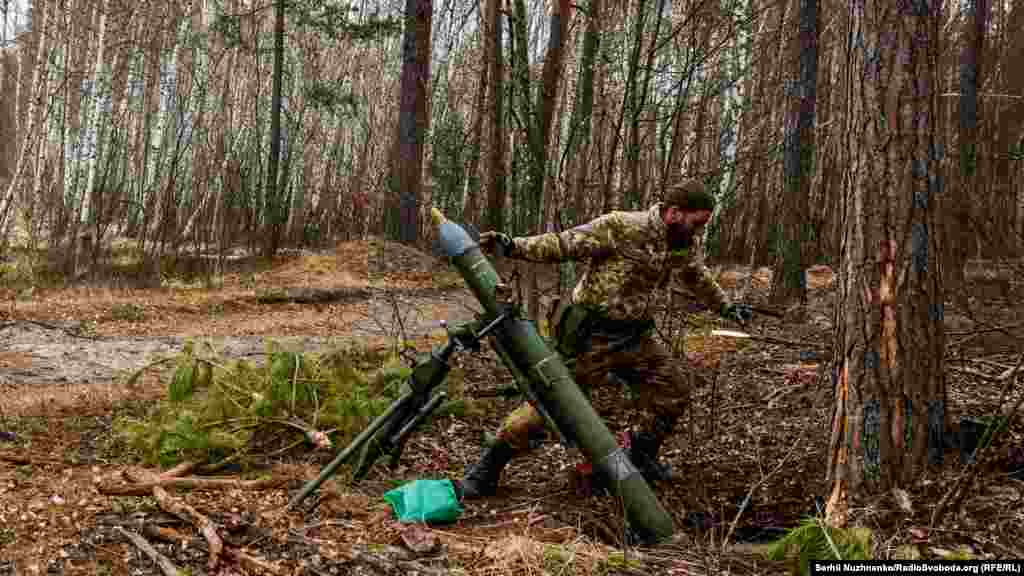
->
[0, 238, 1022, 575]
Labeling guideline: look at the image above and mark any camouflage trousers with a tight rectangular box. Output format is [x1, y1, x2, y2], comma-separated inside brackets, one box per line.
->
[494, 330, 693, 453]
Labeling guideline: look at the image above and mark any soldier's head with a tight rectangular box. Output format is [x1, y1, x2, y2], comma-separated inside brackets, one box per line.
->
[661, 179, 715, 250]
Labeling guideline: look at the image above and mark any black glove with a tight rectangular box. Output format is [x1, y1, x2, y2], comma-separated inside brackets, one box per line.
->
[479, 231, 515, 257]
[721, 302, 752, 325]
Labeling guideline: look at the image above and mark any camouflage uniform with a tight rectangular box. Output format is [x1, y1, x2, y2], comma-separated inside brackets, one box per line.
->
[494, 202, 730, 453]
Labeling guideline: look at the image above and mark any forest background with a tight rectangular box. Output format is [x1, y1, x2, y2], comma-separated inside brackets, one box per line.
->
[1, 0, 1024, 537]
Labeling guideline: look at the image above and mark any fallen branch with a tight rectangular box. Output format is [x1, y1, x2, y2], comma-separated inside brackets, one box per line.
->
[950, 354, 1024, 383]
[114, 526, 181, 576]
[98, 475, 285, 496]
[256, 286, 371, 304]
[0, 451, 31, 465]
[227, 548, 288, 575]
[343, 545, 448, 576]
[142, 523, 191, 543]
[159, 460, 198, 479]
[0, 450, 63, 466]
[144, 522, 286, 575]
[153, 485, 224, 571]
[122, 462, 197, 484]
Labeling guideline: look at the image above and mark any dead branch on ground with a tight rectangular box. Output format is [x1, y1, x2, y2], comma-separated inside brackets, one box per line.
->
[143, 520, 286, 575]
[98, 473, 285, 496]
[0, 450, 64, 466]
[114, 526, 181, 576]
[256, 286, 372, 304]
[153, 486, 224, 570]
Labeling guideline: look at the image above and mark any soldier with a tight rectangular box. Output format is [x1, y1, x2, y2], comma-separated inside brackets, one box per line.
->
[459, 179, 751, 499]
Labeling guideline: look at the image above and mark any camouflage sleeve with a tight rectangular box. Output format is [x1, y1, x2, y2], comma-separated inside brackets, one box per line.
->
[675, 240, 729, 311]
[510, 214, 623, 263]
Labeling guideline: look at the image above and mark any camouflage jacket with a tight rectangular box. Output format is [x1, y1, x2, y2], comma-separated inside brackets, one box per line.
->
[510, 203, 729, 322]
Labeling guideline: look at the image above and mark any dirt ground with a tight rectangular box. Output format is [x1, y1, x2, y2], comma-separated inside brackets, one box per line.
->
[1, 239, 1022, 575]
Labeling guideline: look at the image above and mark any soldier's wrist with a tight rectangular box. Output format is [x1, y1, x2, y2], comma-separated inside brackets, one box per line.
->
[500, 234, 518, 257]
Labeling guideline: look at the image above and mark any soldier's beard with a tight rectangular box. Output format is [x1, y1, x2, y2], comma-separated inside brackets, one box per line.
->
[667, 223, 696, 251]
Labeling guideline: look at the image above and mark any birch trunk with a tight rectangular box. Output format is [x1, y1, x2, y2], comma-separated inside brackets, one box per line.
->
[0, 0, 51, 238]
[82, 0, 112, 232]
[146, 0, 194, 242]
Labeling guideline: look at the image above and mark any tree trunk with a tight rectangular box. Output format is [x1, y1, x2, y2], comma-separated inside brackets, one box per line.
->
[826, 0, 945, 527]
[522, 0, 570, 321]
[394, 0, 433, 245]
[627, 0, 666, 207]
[82, 0, 112, 234]
[485, 0, 506, 232]
[144, 0, 192, 269]
[945, 0, 991, 298]
[262, 0, 286, 258]
[1004, 2, 1024, 250]
[770, 0, 818, 304]
[0, 0, 51, 238]
[604, 0, 648, 211]
[463, 7, 491, 230]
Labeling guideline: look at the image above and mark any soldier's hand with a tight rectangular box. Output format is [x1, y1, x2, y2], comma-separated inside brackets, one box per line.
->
[479, 231, 515, 257]
[721, 302, 752, 326]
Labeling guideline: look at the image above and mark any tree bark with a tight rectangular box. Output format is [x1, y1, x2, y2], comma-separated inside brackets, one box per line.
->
[394, 0, 433, 245]
[770, 0, 818, 304]
[0, 0, 51, 238]
[945, 0, 991, 297]
[826, 0, 945, 527]
[485, 0, 506, 232]
[262, 0, 286, 258]
[82, 0, 112, 234]
[627, 0, 667, 207]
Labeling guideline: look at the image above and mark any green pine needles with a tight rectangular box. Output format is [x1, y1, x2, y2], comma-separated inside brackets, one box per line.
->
[766, 518, 873, 576]
[115, 340, 427, 470]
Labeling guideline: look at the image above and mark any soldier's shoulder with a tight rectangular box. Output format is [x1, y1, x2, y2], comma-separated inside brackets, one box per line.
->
[598, 210, 650, 234]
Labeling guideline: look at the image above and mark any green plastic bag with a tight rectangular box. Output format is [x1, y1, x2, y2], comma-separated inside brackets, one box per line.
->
[383, 479, 463, 524]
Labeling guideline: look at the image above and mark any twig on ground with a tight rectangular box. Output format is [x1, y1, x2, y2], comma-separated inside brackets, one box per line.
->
[344, 545, 448, 576]
[949, 354, 1024, 383]
[114, 526, 181, 576]
[0, 450, 63, 465]
[947, 321, 1024, 338]
[226, 547, 287, 575]
[143, 520, 287, 575]
[142, 523, 191, 543]
[930, 369, 1024, 529]
[159, 460, 197, 478]
[98, 474, 285, 496]
[122, 357, 176, 387]
[152, 485, 224, 571]
[762, 383, 805, 407]
[721, 434, 806, 548]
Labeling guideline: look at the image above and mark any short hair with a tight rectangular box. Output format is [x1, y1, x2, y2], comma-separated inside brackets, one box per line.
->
[664, 179, 715, 212]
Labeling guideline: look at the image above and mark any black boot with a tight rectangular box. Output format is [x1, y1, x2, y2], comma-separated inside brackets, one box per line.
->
[625, 415, 677, 483]
[459, 439, 516, 499]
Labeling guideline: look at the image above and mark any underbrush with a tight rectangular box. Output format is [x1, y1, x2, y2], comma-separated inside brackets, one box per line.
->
[114, 339, 465, 470]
